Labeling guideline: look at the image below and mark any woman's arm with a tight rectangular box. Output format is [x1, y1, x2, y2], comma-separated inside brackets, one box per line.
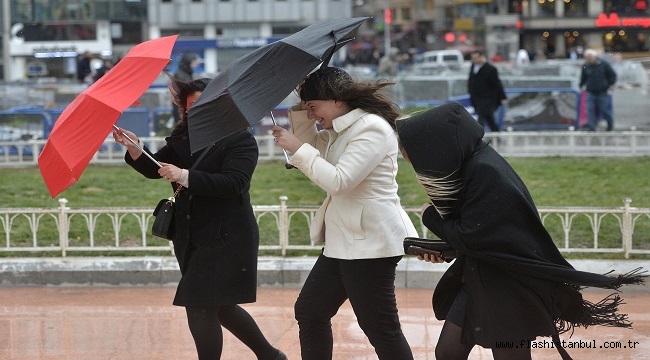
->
[186, 131, 258, 198]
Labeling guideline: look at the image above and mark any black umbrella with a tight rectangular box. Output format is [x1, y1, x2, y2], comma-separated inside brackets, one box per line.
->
[187, 17, 369, 154]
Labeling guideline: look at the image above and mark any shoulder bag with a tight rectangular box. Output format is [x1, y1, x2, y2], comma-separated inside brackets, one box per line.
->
[151, 145, 212, 240]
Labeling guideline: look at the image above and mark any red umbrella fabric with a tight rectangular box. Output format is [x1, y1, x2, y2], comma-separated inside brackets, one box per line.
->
[38, 35, 178, 198]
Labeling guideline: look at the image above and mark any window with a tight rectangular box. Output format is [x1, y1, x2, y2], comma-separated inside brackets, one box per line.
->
[564, 0, 587, 17]
[401, 7, 412, 20]
[605, 0, 648, 14]
[23, 23, 97, 41]
[537, 0, 555, 17]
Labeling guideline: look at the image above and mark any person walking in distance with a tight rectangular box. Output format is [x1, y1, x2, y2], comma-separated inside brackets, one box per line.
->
[170, 53, 199, 124]
[468, 50, 507, 132]
[580, 49, 617, 131]
[76, 51, 92, 84]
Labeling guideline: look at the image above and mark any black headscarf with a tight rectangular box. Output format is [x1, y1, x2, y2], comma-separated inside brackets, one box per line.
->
[397, 102, 485, 216]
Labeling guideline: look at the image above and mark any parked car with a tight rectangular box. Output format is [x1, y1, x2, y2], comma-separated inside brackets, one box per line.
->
[412, 50, 465, 73]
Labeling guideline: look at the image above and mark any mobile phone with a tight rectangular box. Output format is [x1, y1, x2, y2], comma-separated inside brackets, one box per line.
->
[406, 245, 444, 258]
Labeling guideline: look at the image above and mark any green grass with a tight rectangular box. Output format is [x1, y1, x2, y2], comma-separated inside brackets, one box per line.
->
[2, 157, 650, 259]
[4, 157, 650, 208]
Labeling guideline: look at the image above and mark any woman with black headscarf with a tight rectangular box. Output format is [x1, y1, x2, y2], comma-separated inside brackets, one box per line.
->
[396, 102, 645, 360]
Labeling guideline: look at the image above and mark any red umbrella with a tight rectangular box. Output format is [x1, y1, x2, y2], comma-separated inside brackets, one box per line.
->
[38, 35, 178, 198]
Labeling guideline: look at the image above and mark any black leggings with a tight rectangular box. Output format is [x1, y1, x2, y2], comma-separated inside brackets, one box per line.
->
[294, 254, 413, 360]
[435, 288, 532, 360]
[185, 304, 279, 360]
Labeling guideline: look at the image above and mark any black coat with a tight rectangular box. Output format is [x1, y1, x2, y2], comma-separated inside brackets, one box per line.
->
[468, 61, 507, 113]
[126, 129, 260, 307]
[397, 103, 644, 360]
[579, 59, 617, 95]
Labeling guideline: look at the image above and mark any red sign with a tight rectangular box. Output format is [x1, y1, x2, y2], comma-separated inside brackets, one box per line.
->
[596, 12, 650, 28]
[384, 8, 392, 25]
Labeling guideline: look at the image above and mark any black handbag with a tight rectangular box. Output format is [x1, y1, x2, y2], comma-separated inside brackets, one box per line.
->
[152, 185, 182, 240]
[403, 237, 457, 262]
[150, 145, 212, 240]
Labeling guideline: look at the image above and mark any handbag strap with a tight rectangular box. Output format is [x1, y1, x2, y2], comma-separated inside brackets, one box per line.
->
[172, 143, 215, 198]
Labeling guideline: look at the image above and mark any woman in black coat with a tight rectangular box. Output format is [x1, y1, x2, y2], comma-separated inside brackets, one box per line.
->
[113, 78, 286, 360]
[396, 103, 645, 360]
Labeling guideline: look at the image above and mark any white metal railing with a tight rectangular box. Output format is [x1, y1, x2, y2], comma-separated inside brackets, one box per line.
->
[2, 130, 650, 168]
[1, 197, 649, 259]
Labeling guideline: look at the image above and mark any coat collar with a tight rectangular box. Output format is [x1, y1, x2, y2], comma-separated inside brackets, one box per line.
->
[332, 108, 368, 133]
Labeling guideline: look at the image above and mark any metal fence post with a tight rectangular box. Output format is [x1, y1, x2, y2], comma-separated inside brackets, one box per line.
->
[58, 198, 69, 257]
[622, 197, 632, 259]
[279, 196, 289, 256]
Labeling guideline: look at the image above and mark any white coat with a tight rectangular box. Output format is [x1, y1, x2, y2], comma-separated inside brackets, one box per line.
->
[288, 107, 418, 260]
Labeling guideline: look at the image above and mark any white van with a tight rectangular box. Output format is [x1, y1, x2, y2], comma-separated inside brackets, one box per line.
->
[412, 50, 465, 73]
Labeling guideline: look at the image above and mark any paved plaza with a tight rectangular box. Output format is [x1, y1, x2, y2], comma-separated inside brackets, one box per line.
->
[0, 287, 648, 360]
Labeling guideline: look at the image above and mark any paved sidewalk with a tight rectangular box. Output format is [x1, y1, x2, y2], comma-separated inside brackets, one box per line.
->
[0, 287, 648, 360]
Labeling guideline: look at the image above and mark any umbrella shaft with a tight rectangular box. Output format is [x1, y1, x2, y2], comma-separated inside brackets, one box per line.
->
[270, 113, 293, 165]
[113, 125, 162, 168]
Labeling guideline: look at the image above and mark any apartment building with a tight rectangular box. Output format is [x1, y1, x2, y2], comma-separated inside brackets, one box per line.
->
[2, 0, 352, 81]
[2, 0, 648, 80]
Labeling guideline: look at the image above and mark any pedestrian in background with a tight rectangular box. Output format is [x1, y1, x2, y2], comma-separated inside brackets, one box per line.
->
[92, 58, 114, 83]
[376, 47, 400, 77]
[171, 53, 199, 124]
[468, 50, 507, 132]
[271, 66, 418, 360]
[76, 51, 92, 84]
[113, 77, 287, 360]
[579, 49, 617, 131]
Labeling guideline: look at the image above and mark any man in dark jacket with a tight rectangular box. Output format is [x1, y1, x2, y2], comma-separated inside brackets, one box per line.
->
[76, 51, 92, 84]
[579, 49, 617, 131]
[468, 50, 507, 132]
[171, 53, 198, 124]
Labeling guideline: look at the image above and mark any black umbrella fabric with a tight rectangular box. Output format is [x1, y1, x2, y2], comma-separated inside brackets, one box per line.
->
[187, 17, 369, 153]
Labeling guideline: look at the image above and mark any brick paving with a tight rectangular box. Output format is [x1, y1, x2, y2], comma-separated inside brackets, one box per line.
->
[0, 287, 648, 359]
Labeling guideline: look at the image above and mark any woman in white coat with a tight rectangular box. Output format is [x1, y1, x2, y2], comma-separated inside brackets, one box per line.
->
[272, 66, 418, 360]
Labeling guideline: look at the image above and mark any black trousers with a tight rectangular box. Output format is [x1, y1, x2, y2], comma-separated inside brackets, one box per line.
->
[294, 253, 413, 360]
[476, 106, 500, 132]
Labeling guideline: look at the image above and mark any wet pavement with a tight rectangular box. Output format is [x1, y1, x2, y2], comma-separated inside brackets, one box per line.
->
[0, 287, 648, 360]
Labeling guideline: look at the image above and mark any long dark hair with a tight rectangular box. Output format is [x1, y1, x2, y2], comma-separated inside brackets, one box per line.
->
[299, 67, 401, 130]
[167, 74, 210, 135]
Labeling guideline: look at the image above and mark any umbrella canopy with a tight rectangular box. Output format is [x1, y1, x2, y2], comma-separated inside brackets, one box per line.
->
[187, 17, 369, 153]
[38, 35, 178, 198]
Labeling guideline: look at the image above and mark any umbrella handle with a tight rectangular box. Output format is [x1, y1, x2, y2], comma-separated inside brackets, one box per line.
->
[112, 125, 163, 168]
[269, 113, 296, 170]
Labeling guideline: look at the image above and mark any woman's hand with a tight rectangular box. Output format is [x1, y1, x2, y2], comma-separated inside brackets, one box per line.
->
[417, 252, 445, 264]
[421, 202, 433, 215]
[158, 162, 182, 182]
[271, 125, 303, 153]
[112, 127, 139, 148]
